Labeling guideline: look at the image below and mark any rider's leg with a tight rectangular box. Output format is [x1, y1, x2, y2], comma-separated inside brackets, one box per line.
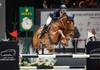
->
[39, 16, 52, 38]
[42, 24, 48, 32]
[39, 24, 48, 38]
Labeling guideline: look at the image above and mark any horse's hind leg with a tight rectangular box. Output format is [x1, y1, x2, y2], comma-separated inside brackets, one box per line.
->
[36, 48, 39, 54]
[41, 44, 44, 54]
[42, 47, 44, 54]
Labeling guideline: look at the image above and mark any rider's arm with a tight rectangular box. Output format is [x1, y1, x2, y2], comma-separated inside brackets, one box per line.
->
[50, 10, 60, 20]
[52, 11, 60, 20]
[52, 15, 59, 20]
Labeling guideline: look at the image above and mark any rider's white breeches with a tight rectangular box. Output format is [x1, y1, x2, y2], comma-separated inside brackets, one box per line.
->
[46, 16, 52, 26]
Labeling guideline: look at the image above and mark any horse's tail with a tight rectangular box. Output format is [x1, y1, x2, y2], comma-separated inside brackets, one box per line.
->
[33, 32, 39, 49]
[33, 27, 43, 49]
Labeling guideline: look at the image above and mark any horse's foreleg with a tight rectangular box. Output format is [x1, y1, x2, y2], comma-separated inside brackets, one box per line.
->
[47, 44, 55, 54]
[62, 46, 66, 53]
[58, 30, 65, 38]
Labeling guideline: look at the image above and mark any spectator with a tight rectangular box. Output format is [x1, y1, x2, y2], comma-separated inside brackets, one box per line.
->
[79, 0, 87, 8]
[42, 0, 48, 9]
[72, 26, 80, 53]
[63, 0, 70, 8]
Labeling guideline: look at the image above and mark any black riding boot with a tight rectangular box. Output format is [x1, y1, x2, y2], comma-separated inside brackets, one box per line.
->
[39, 25, 48, 38]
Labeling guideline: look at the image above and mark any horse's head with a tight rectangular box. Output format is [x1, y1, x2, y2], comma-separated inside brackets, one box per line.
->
[64, 20, 74, 37]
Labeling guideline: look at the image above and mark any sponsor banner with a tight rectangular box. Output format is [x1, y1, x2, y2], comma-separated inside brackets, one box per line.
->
[19, 7, 34, 32]
[0, 41, 19, 70]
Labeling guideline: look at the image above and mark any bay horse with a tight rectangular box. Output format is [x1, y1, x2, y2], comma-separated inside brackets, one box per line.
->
[33, 15, 74, 54]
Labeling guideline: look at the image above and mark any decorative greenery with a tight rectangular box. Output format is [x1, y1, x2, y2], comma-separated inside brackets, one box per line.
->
[31, 57, 56, 68]
[19, 57, 56, 69]
[19, 61, 29, 66]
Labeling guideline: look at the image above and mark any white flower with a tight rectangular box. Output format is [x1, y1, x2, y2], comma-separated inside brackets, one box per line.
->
[32, 57, 56, 67]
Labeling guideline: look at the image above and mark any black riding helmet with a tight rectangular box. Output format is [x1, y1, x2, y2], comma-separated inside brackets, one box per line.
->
[60, 4, 67, 14]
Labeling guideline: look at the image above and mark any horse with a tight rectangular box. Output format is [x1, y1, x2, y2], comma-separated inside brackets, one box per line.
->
[33, 15, 74, 54]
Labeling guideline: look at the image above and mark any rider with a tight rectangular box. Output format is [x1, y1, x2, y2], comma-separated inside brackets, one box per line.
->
[39, 4, 67, 38]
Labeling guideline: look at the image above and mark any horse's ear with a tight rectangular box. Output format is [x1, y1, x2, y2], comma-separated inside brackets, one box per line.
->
[71, 14, 75, 18]
[67, 14, 75, 21]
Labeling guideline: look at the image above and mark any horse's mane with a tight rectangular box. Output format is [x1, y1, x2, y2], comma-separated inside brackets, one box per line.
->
[51, 15, 68, 29]
[59, 15, 68, 21]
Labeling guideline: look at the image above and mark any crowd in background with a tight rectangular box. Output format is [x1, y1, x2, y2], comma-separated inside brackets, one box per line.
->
[41, 0, 100, 9]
